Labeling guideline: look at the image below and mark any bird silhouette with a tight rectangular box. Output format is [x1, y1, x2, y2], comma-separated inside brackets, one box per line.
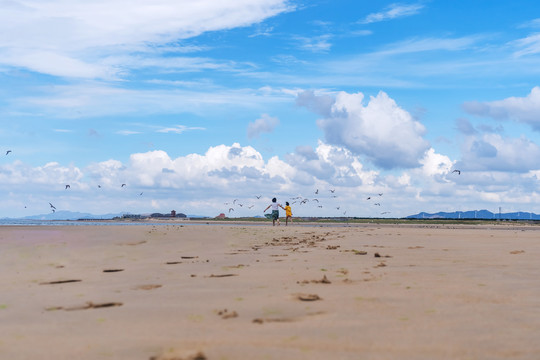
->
[366, 197, 371, 200]
[49, 202, 56, 210]
[5, 150, 11, 155]
[228, 208, 234, 213]
[452, 169, 461, 175]
[255, 195, 261, 199]
[65, 185, 70, 189]
[121, 184, 126, 187]
[329, 189, 335, 193]
[315, 189, 318, 194]
[378, 193, 383, 196]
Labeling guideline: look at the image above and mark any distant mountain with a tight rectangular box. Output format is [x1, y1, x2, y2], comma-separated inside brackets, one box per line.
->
[407, 209, 540, 220]
[14, 210, 126, 221]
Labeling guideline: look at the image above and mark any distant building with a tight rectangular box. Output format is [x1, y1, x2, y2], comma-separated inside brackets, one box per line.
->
[171, 210, 176, 217]
[215, 213, 226, 219]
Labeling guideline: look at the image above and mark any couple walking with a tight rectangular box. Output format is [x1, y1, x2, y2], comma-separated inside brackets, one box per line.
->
[264, 197, 292, 226]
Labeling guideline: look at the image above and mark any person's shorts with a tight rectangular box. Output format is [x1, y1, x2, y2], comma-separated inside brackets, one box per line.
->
[272, 210, 279, 220]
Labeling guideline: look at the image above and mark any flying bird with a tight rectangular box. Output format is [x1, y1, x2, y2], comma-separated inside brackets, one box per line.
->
[248, 205, 254, 209]
[336, 206, 340, 210]
[312, 199, 319, 202]
[121, 183, 126, 187]
[452, 170, 461, 175]
[139, 192, 143, 196]
[65, 185, 70, 189]
[255, 195, 261, 199]
[366, 197, 371, 200]
[315, 189, 318, 194]
[5, 150, 11, 155]
[329, 189, 335, 193]
[374, 203, 381, 206]
[378, 193, 383, 196]
[49, 202, 56, 210]
[228, 208, 234, 213]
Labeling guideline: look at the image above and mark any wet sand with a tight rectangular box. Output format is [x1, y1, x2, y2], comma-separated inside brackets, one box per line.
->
[1, 223, 539, 359]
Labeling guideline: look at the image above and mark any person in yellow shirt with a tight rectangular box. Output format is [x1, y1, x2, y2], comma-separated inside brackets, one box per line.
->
[284, 201, 292, 226]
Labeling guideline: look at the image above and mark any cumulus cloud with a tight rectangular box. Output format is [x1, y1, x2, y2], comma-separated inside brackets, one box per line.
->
[457, 133, 540, 172]
[247, 114, 280, 138]
[359, 3, 424, 24]
[462, 87, 540, 130]
[298, 90, 430, 169]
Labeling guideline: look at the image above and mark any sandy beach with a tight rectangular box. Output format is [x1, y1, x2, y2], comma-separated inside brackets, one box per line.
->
[1, 222, 539, 359]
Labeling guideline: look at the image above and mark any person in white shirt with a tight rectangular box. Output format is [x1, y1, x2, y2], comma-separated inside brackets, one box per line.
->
[264, 197, 285, 226]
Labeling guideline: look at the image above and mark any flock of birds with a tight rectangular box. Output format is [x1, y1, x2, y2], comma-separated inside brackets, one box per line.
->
[4, 148, 464, 216]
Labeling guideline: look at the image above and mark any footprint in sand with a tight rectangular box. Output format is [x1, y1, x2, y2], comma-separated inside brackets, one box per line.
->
[46, 302, 123, 311]
[133, 284, 162, 290]
[216, 309, 238, 319]
[296, 293, 322, 301]
[40, 279, 82, 285]
[150, 350, 207, 360]
[297, 275, 331, 285]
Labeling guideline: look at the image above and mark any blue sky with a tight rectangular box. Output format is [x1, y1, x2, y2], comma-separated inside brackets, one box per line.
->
[2, 0, 540, 218]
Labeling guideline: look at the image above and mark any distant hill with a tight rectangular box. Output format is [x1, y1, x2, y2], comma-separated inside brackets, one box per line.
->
[407, 210, 540, 220]
[15, 210, 126, 221]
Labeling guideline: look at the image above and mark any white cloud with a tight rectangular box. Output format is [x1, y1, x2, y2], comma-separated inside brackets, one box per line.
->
[299, 90, 430, 169]
[247, 113, 280, 138]
[462, 87, 540, 130]
[295, 34, 332, 53]
[359, 3, 424, 24]
[156, 125, 205, 134]
[0, 0, 293, 78]
[420, 148, 454, 177]
[512, 33, 540, 57]
[457, 133, 540, 172]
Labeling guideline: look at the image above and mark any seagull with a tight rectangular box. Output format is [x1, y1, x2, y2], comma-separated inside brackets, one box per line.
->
[366, 197, 371, 200]
[452, 170, 461, 175]
[5, 150, 11, 155]
[312, 199, 319, 202]
[378, 193, 383, 196]
[98, 185, 102, 188]
[329, 189, 335, 193]
[315, 189, 318, 194]
[139, 192, 143, 196]
[336, 206, 340, 210]
[318, 205, 323, 208]
[228, 208, 234, 213]
[65, 185, 70, 189]
[233, 199, 238, 204]
[248, 205, 254, 209]
[374, 203, 381, 206]
[255, 195, 261, 199]
[121, 183, 126, 187]
[49, 202, 56, 210]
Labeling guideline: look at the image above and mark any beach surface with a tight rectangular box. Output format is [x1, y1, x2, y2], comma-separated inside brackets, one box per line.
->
[1, 222, 539, 359]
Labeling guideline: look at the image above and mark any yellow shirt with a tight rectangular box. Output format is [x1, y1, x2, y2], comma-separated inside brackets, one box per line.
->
[285, 205, 292, 217]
